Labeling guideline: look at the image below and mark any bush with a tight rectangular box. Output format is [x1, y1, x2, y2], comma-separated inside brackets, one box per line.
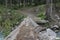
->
[37, 5, 46, 20]
[0, 9, 25, 37]
[37, 12, 46, 20]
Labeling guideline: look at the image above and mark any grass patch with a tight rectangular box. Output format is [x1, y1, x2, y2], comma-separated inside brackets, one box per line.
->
[37, 5, 46, 20]
[0, 5, 25, 37]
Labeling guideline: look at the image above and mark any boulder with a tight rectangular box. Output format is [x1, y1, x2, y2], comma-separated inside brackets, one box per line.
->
[4, 17, 39, 40]
[38, 28, 56, 40]
[4, 17, 56, 40]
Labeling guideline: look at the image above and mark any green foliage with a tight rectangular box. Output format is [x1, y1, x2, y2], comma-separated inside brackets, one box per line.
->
[2, 19, 12, 36]
[12, 5, 20, 10]
[37, 12, 46, 20]
[37, 5, 46, 20]
[0, 8, 25, 37]
[9, 10, 25, 26]
[39, 5, 45, 12]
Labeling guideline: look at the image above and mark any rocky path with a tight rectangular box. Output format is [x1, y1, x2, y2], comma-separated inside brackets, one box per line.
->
[18, 6, 40, 17]
[17, 6, 48, 23]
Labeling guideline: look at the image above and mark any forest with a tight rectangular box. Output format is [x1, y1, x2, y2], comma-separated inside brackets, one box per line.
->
[0, 0, 60, 40]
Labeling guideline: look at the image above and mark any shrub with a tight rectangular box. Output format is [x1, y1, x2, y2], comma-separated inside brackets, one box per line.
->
[0, 9, 25, 37]
[37, 12, 46, 20]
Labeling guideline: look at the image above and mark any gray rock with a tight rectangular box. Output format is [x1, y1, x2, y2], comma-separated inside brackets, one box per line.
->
[4, 17, 56, 40]
[38, 28, 56, 40]
[4, 17, 39, 40]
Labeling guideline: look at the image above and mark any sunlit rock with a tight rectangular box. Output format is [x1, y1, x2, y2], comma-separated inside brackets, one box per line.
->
[4, 17, 56, 40]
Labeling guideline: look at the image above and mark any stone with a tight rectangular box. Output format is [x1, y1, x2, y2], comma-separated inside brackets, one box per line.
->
[38, 28, 56, 40]
[52, 25, 59, 28]
[4, 17, 56, 40]
[4, 17, 39, 40]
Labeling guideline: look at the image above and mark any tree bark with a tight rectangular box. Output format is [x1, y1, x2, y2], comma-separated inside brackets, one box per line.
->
[46, 0, 52, 20]
[5, 0, 7, 8]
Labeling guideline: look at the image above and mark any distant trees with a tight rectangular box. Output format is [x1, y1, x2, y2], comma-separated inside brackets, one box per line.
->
[5, 0, 7, 8]
[0, 0, 60, 9]
[0, 0, 5, 4]
[0, 0, 47, 9]
[46, 0, 60, 21]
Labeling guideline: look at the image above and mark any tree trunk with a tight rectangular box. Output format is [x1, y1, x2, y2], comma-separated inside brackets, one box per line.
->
[46, 0, 53, 20]
[6, 0, 7, 8]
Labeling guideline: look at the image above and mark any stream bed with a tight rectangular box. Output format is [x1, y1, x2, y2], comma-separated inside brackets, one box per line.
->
[0, 32, 4, 40]
[56, 32, 60, 40]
